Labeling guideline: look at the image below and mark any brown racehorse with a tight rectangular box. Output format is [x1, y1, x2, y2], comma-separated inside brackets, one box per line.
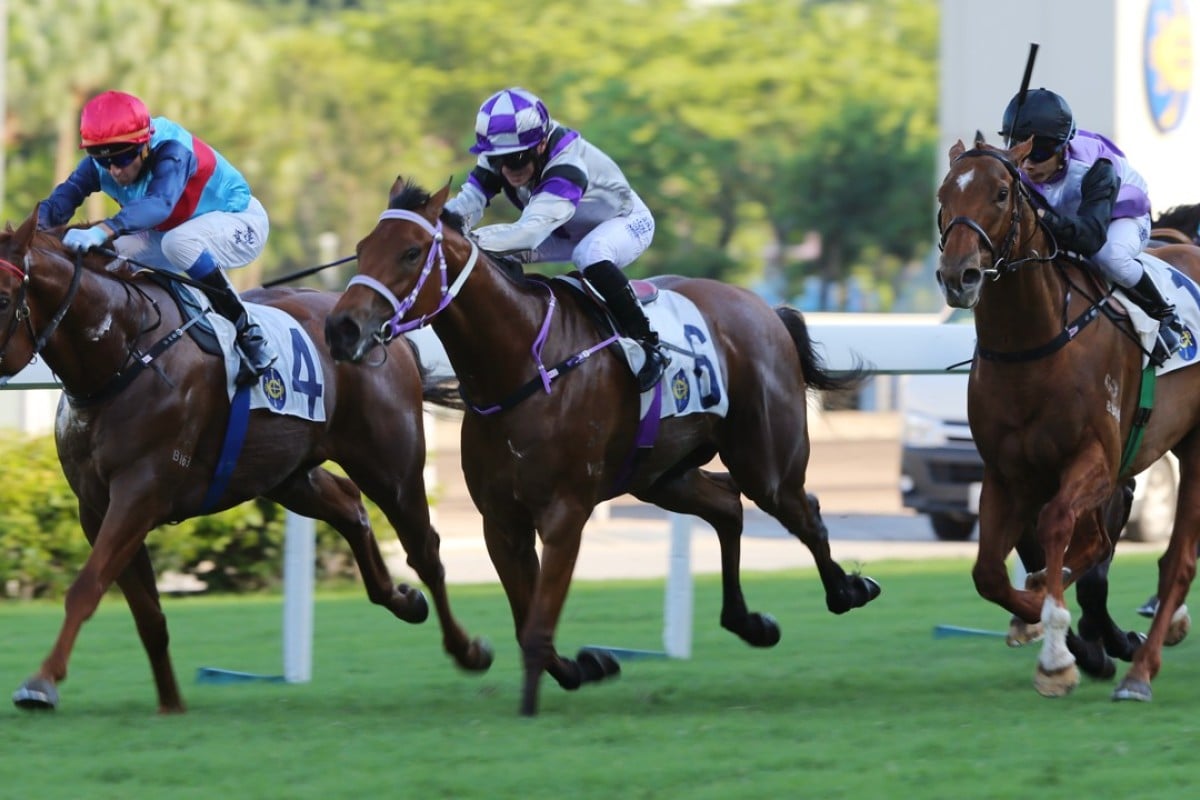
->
[936, 136, 1200, 701]
[0, 209, 492, 713]
[324, 177, 882, 716]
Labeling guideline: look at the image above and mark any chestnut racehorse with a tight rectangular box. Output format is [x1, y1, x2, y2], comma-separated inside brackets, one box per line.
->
[0, 209, 492, 713]
[936, 136, 1200, 701]
[324, 178, 882, 716]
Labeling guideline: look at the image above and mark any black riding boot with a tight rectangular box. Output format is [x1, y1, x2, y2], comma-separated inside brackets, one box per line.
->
[583, 260, 667, 392]
[1125, 270, 1185, 366]
[197, 270, 277, 387]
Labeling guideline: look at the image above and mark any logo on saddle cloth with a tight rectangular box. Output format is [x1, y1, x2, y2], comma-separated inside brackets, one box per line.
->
[639, 290, 730, 420]
[183, 286, 327, 422]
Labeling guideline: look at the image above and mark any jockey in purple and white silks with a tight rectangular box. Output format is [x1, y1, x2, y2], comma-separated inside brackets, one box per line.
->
[445, 87, 666, 391]
[1001, 87, 1183, 365]
[38, 90, 275, 386]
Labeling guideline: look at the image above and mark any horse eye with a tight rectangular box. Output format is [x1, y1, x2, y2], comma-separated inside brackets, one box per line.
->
[0, 295, 10, 313]
[997, 187, 1009, 202]
[404, 246, 421, 262]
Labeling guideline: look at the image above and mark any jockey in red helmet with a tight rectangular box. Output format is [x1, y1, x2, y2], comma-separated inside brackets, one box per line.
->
[39, 90, 275, 387]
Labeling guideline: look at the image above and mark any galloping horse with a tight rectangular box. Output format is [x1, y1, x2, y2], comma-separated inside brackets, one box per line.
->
[0, 208, 492, 713]
[324, 178, 882, 716]
[936, 136, 1200, 701]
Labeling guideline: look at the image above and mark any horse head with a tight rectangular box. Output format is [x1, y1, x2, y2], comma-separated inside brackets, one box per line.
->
[326, 177, 477, 362]
[935, 137, 1037, 309]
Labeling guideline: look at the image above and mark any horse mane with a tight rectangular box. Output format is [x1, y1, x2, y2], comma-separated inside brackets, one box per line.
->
[1152, 203, 1200, 244]
[388, 180, 467, 235]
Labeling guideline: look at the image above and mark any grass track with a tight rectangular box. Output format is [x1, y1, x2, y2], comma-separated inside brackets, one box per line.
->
[1, 553, 1196, 799]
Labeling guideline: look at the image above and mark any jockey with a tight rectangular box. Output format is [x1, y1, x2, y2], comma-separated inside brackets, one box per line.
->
[1001, 88, 1185, 366]
[38, 90, 275, 387]
[445, 87, 666, 391]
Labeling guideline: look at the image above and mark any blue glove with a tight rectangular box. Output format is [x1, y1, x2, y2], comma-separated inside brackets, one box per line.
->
[63, 225, 110, 253]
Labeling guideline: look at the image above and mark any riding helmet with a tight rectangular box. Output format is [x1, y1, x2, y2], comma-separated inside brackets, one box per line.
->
[469, 87, 550, 156]
[80, 91, 154, 154]
[999, 88, 1076, 147]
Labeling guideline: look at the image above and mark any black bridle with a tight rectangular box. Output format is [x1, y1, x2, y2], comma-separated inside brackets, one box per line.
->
[937, 147, 1059, 276]
[0, 249, 84, 386]
[936, 147, 1126, 363]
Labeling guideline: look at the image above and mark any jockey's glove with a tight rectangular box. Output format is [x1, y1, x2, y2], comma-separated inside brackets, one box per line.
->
[63, 225, 110, 253]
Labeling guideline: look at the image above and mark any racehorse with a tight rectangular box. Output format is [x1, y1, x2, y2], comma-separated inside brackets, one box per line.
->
[936, 135, 1200, 701]
[324, 177, 882, 716]
[0, 208, 492, 713]
[1152, 203, 1200, 246]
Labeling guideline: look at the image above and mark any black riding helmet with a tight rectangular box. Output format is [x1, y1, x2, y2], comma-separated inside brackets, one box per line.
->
[999, 88, 1077, 152]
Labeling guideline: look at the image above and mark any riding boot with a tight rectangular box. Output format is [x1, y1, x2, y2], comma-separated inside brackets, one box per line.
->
[196, 268, 277, 387]
[1125, 270, 1185, 366]
[583, 260, 667, 392]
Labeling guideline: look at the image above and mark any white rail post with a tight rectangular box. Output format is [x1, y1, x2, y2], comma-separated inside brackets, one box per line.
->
[282, 513, 315, 683]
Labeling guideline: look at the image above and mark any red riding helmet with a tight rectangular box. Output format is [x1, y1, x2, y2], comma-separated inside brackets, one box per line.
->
[79, 91, 154, 151]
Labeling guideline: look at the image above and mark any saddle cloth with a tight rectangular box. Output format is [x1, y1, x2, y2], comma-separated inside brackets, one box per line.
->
[619, 286, 731, 421]
[1118, 253, 1200, 375]
[182, 285, 327, 422]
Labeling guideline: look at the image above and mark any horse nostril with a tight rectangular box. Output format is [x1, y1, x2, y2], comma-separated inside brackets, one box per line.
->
[962, 268, 983, 290]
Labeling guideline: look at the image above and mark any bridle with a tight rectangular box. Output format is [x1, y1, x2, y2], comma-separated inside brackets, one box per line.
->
[0, 248, 83, 386]
[937, 148, 1058, 277]
[346, 209, 480, 344]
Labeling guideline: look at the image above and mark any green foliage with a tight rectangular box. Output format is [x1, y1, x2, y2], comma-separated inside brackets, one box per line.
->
[5, 0, 940, 308]
[0, 433, 366, 599]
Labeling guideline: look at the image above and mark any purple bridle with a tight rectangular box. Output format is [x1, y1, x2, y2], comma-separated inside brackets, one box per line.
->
[347, 208, 480, 343]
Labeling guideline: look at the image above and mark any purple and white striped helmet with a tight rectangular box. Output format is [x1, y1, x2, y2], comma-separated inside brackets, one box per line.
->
[469, 87, 550, 155]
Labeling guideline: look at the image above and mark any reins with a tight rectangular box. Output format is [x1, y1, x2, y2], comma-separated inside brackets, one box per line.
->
[0, 250, 84, 387]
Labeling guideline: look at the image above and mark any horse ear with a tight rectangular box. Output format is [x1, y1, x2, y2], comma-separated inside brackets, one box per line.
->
[428, 181, 451, 218]
[949, 139, 966, 161]
[1009, 136, 1033, 164]
[13, 204, 40, 253]
[974, 129, 987, 148]
[388, 175, 406, 203]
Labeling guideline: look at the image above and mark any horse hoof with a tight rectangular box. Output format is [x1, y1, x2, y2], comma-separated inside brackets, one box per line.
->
[1165, 606, 1191, 647]
[394, 585, 429, 624]
[860, 576, 882, 604]
[1033, 662, 1078, 697]
[748, 613, 781, 647]
[469, 638, 495, 672]
[576, 648, 621, 685]
[13, 678, 59, 711]
[1006, 618, 1043, 647]
[1112, 677, 1152, 702]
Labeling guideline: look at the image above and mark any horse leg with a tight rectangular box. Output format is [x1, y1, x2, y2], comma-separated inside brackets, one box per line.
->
[113, 544, 185, 712]
[1115, 446, 1200, 701]
[1006, 526, 1045, 646]
[719, 445, 881, 615]
[1030, 453, 1112, 698]
[518, 501, 612, 716]
[269, 467, 492, 672]
[14, 496, 158, 712]
[637, 468, 781, 647]
[973, 475, 1044, 625]
[1074, 482, 1144, 665]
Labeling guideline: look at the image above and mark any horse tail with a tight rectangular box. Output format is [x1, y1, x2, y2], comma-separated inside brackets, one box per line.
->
[774, 306, 867, 393]
[399, 334, 466, 410]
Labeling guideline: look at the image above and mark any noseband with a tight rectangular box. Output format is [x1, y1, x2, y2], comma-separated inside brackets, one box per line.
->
[0, 249, 83, 386]
[347, 209, 480, 344]
[937, 148, 1056, 276]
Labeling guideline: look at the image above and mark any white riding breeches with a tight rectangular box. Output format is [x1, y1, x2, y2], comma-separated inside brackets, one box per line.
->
[533, 200, 655, 270]
[112, 196, 270, 273]
[1093, 214, 1151, 288]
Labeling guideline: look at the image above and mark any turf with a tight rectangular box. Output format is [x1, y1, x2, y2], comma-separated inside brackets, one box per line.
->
[0, 553, 1194, 799]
